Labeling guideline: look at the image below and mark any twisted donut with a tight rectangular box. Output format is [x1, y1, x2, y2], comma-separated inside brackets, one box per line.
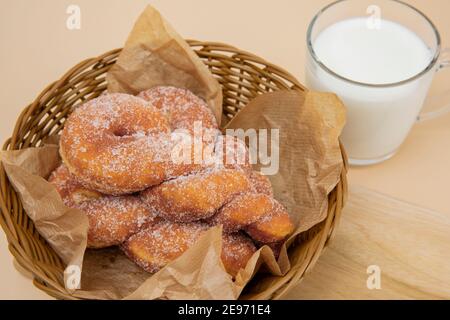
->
[209, 193, 294, 243]
[60, 93, 172, 195]
[141, 167, 252, 222]
[49, 165, 155, 248]
[213, 135, 274, 196]
[246, 204, 294, 243]
[209, 193, 274, 232]
[215, 135, 273, 195]
[121, 220, 256, 277]
[140, 129, 292, 245]
[138, 86, 220, 178]
[208, 135, 292, 243]
[221, 233, 257, 277]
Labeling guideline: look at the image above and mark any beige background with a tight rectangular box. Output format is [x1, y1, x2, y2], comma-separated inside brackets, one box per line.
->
[0, 0, 449, 299]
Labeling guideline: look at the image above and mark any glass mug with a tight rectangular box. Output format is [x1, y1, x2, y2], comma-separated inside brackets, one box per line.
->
[306, 0, 450, 166]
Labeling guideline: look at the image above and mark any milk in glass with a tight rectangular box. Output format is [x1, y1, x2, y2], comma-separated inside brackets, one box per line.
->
[306, 17, 434, 163]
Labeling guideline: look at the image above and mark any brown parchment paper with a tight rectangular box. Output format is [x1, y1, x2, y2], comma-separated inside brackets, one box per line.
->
[107, 5, 223, 124]
[0, 146, 89, 292]
[0, 5, 346, 300]
[226, 90, 346, 234]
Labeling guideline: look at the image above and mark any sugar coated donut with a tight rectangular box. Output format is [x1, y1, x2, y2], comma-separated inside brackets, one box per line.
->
[221, 233, 257, 277]
[246, 201, 294, 243]
[140, 168, 252, 222]
[77, 196, 155, 249]
[209, 193, 293, 243]
[137, 86, 218, 136]
[122, 221, 208, 273]
[138, 86, 219, 178]
[60, 93, 172, 195]
[121, 220, 256, 277]
[48, 164, 155, 248]
[209, 193, 275, 233]
[48, 164, 102, 206]
[247, 171, 273, 196]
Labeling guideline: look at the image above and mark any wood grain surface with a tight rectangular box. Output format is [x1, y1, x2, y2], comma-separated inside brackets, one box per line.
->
[284, 185, 450, 300]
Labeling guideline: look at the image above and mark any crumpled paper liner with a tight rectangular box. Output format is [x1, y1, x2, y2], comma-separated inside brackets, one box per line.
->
[0, 146, 88, 289]
[0, 5, 346, 300]
[226, 90, 346, 234]
[107, 5, 223, 124]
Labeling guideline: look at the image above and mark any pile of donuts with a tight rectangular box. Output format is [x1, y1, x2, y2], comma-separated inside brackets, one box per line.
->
[49, 86, 294, 277]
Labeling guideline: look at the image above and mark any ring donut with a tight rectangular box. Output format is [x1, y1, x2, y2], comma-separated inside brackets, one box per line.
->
[60, 93, 172, 195]
[137, 86, 218, 137]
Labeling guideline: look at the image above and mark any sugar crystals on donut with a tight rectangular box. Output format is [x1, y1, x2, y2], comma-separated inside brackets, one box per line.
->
[48, 164, 156, 249]
[60, 93, 172, 195]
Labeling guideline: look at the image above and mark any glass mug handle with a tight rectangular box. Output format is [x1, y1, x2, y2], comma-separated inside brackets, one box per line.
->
[418, 48, 450, 122]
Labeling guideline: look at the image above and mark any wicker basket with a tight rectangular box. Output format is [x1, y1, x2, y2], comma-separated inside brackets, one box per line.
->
[0, 40, 348, 300]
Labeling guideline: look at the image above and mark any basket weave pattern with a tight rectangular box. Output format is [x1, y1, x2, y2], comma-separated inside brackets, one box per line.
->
[0, 40, 348, 299]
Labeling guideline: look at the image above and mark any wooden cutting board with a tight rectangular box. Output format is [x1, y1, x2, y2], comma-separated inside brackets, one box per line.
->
[283, 185, 450, 300]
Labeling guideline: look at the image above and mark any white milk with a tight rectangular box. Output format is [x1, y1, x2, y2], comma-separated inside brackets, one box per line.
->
[306, 17, 434, 163]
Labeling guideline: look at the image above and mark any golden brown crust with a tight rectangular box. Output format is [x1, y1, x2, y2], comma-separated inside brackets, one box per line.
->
[55, 87, 292, 265]
[48, 164, 155, 248]
[138, 86, 218, 135]
[121, 221, 209, 273]
[141, 168, 252, 222]
[246, 202, 294, 243]
[209, 192, 293, 245]
[209, 193, 274, 232]
[212, 134, 273, 196]
[60, 93, 172, 195]
[247, 171, 273, 196]
[121, 220, 256, 277]
[138, 86, 220, 178]
[77, 196, 155, 248]
[221, 233, 257, 277]
[48, 164, 102, 206]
